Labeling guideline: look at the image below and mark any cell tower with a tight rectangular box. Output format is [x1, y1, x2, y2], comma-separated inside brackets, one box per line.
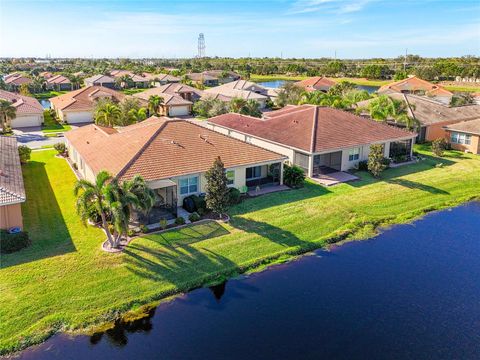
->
[198, 33, 205, 58]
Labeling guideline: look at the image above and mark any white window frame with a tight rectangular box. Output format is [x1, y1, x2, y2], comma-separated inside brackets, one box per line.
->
[450, 132, 471, 145]
[246, 166, 262, 180]
[348, 147, 360, 161]
[179, 176, 199, 195]
[226, 169, 235, 186]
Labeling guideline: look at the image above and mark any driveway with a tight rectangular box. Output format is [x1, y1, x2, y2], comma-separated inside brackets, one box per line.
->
[13, 128, 65, 149]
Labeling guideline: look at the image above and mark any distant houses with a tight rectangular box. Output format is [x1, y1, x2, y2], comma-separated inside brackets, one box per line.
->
[203, 80, 269, 108]
[84, 74, 116, 89]
[0, 89, 44, 128]
[133, 88, 193, 117]
[186, 70, 241, 86]
[4, 73, 32, 92]
[45, 74, 72, 91]
[378, 76, 453, 104]
[295, 76, 336, 93]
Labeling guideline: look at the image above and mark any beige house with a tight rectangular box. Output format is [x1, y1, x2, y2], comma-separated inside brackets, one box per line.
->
[0, 90, 44, 128]
[444, 118, 480, 154]
[0, 136, 26, 230]
[84, 74, 116, 89]
[50, 86, 125, 124]
[133, 88, 193, 116]
[65, 117, 285, 223]
[203, 80, 269, 108]
[208, 105, 417, 178]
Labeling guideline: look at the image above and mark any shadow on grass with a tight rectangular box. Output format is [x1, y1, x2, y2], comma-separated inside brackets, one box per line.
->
[386, 178, 450, 195]
[1, 160, 75, 268]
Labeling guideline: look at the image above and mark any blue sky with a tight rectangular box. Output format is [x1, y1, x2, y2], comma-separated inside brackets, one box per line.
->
[1, 0, 479, 58]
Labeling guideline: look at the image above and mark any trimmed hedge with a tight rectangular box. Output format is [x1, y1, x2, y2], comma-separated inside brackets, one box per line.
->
[0, 230, 31, 254]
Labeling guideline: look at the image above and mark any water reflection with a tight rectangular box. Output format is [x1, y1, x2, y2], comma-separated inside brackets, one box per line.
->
[209, 281, 227, 301]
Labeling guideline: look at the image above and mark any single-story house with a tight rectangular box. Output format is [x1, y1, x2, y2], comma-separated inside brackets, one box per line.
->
[109, 70, 155, 88]
[0, 89, 44, 128]
[50, 86, 125, 124]
[84, 74, 116, 89]
[295, 76, 336, 93]
[65, 117, 286, 223]
[202, 70, 241, 84]
[147, 83, 203, 102]
[4, 73, 32, 92]
[133, 89, 193, 117]
[151, 73, 181, 87]
[186, 73, 219, 87]
[378, 76, 453, 105]
[443, 118, 480, 154]
[0, 136, 26, 230]
[45, 74, 72, 91]
[203, 80, 269, 108]
[39, 71, 53, 79]
[207, 105, 417, 178]
[357, 92, 480, 142]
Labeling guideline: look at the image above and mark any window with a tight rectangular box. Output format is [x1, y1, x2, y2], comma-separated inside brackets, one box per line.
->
[246, 166, 262, 180]
[226, 170, 235, 185]
[179, 176, 198, 195]
[348, 148, 360, 161]
[450, 132, 471, 145]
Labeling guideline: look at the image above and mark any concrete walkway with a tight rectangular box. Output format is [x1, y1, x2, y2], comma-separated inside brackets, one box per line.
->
[247, 184, 290, 197]
[312, 172, 359, 186]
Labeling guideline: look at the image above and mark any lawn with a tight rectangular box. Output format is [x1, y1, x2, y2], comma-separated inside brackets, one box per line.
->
[34, 91, 68, 100]
[42, 110, 71, 133]
[1, 147, 480, 354]
[121, 88, 149, 95]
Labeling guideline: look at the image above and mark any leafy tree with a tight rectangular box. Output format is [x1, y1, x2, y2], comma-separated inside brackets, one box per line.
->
[0, 99, 16, 130]
[18, 145, 31, 163]
[360, 64, 390, 79]
[94, 101, 122, 127]
[393, 70, 408, 81]
[208, 99, 228, 117]
[327, 81, 356, 96]
[432, 138, 448, 157]
[204, 157, 230, 218]
[148, 95, 164, 116]
[53, 142, 67, 156]
[367, 144, 387, 177]
[276, 82, 304, 107]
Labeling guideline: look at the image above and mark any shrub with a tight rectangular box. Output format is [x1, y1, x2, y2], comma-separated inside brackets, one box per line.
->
[357, 160, 368, 171]
[432, 138, 448, 157]
[188, 212, 201, 222]
[18, 145, 32, 163]
[283, 164, 305, 188]
[139, 224, 148, 233]
[159, 217, 168, 230]
[228, 187, 241, 205]
[382, 157, 392, 167]
[0, 230, 31, 254]
[367, 144, 387, 177]
[53, 142, 66, 155]
[175, 217, 186, 225]
[127, 229, 135, 237]
[72, 163, 78, 170]
[191, 194, 207, 212]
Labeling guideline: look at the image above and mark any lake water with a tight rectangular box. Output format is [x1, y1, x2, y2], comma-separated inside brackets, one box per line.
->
[257, 80, 379, 93]
[13, 202, 480, 359]
[39, 99, 51, 109]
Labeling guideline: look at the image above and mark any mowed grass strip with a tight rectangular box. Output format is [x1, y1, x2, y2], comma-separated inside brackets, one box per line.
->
[1, 147, 479, 354]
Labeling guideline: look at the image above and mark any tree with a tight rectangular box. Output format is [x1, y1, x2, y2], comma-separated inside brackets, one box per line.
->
[240, 99, 262, 118]
[432, 138, 448, 157]
[327, 81, 356, 97]
[229, 97, 247, 113]
[208, 99, 228, 117]
[204, 157, 230, 218]
[360, 64, 390, 79]
[74, 171, 115, 248]
[19, 83, 32, 96]
[94, 101, 121, 127]
[119, 97, 144, 125]
[393, 70, 408, 81]
[148, 95, 164, 116]
[18, 145, 31, 163]
[367, 144, 387, 177]
[366, 95, 410, 125]
[275, 82, 304, 107]
[127, 108, 148, 123]
[0, 99, 16, 130]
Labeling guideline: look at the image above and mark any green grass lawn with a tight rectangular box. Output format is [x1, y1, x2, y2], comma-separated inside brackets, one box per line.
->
[34, 91, 68, 100]
[42, 110, 71, 133]
[1, 147, 479, 354]
[441, 85, 480, 93]
[121, 88, 149, 95]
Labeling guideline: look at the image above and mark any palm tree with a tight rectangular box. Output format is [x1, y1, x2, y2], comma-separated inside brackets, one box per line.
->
[229, 97, 247, 113]
[95, 102, 122, 127]
[240, 99, 262, 118]
[127, 107, 147, 123]
[0, 100, 16, 130]
[148, 95, 164, 116]
[67, 74, 82, 90]
[74, 171, 115, 248]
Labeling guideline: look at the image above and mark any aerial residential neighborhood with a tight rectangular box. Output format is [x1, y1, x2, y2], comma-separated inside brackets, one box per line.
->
[0, 0, 480, 359]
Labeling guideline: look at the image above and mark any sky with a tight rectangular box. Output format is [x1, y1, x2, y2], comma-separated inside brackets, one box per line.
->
[1, 0, 479, 59]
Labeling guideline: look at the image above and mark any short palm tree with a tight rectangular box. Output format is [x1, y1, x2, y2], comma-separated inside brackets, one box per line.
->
[240, 99, 262, 118]
[148, 95, 164, 116]
[74, 171, 115, 248]
[229, 97, 247, 113]
[127, 107, 148, 123]
[0, 100, 16, 130]
[95, 102, 122, 127]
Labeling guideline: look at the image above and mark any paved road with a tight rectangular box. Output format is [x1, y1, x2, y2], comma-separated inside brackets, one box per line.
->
[13, 128, 66, 149]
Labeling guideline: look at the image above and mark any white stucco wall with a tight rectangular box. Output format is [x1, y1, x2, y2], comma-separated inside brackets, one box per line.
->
[11, 114, 43, 128]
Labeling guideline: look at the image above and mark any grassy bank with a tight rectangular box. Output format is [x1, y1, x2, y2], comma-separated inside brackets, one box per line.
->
[1, 147, 480, 354]
[41, 110, 71, 133]
[441, 85, 480, 93]
[33, 91, 68, 100]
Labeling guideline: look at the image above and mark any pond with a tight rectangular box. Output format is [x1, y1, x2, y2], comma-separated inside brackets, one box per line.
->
[14, 202, 480, 359]
[39, 99, 51, 109]
[257, 80, 379, 93]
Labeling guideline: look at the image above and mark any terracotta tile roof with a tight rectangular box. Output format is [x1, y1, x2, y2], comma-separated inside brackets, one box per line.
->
[204, 80, 268, 101]
[150, 83, 203, 101]
[50, 86, 125, 112]
[39, 71, 53, 79]
[444, 118, 480, 136]
[0, 89, 43, 114]
[84, 74, 115, 84]
[0, 136, 26, 206]
[153, 73, 180, 82]
[187, 73, 218, 81]
[66, 117, 285, 181]
[202, 70, 241, 79]
[295, 77, 336, 92]
[133, 88, 193, 106]
[379, 76, 453, 97]
[4, 73, 32, 86]
[46, 74, 71, 85]
[209, 105, 416, 153]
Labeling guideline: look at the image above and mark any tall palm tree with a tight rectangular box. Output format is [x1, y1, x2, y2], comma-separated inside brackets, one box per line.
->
[148, 95, 164, 116]
[74, 171, 115, 248]
[95, 102, 122, 127]
[0, 100, 16, 130]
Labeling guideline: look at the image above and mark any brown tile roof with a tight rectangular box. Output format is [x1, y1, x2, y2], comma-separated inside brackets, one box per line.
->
[65, 117, 285, 181]
[204, 80, 268, 101]
[153, 73, 180, 82]
[150, 83, 203, 100]
[202, 70, 241, 79]
[50, 86, 125, 112]
[84, 74, 115, 84]
[209, 105, 416, 153]
[444, 118, 480, 136]
[46, 74, 71, 85]
[4, 73, 32, 86]
[0, 89, 43, 114]
[133, 88, 193, 106]
[187, 73, 218, 81]
[379, 76, 453, 97]
[0, 136, 26, 206]
[295, 77, 336, 92]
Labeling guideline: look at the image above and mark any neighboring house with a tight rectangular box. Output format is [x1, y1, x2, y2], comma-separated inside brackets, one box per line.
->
[65, 117, 286, 223]
[378, 76, 453, 104]
[133, 88, 193, 117]
[110, 70, 154, 88]
[50, 86, 125, 124]
[151, 73, 181, 87]
[186, 73, 219, 86]
[84, 74, 116, 89]
[0, 89, 44, 128]
[203, 80, 269, 108]
[443, 118, 480, 154]
[295, 76, 336, 93]
[4, 73, 32, 92]
[147, 83, 203, 102]
[207, 105, 416, 178]
[39, 71, 53, 79]
[45, 74, 72, 91]
[202, 70, 241, 84]
[357, 93, 480, 142]
[0, 136, 26, 230]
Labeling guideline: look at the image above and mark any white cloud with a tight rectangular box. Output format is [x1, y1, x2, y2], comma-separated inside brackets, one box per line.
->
[288, 0, 375, 15]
